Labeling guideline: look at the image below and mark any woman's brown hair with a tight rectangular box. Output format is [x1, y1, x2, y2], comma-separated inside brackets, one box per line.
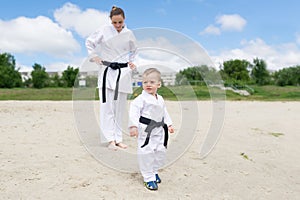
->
[110, 6, 125, 19]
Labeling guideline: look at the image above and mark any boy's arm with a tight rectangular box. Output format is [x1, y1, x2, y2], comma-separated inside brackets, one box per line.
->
[163, 103, 172, 126]
[128, 97, 142, 137]
[163, 100, 174, 133]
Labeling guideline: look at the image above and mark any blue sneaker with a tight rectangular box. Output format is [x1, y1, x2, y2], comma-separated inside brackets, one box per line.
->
[155, 174, 161, 183]
[144, 181, 158, 190]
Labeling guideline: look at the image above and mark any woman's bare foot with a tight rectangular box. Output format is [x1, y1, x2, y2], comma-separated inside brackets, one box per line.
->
[116, 142, 127, 149]
[108, 141, 117, 150]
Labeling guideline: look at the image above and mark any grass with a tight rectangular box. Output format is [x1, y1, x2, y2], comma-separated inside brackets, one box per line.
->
[0, 85, 299, 101]
[249, 85, 300, 101]
[221, 85, 300, 101]
[0, 88, 73, 100]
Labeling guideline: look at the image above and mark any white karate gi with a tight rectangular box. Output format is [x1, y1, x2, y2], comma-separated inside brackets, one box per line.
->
[129, 91, 172, 182]
[86, 24, 137, 143]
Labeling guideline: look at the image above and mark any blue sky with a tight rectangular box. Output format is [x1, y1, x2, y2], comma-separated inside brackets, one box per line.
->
[1, 0, 300, 72]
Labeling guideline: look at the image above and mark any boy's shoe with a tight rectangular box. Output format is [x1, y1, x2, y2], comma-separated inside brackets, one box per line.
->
[144, 181, 158, 190]
[155, 174, 161, 183]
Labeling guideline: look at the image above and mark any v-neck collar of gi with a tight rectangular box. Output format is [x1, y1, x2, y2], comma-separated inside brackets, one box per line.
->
[142, 90, 158, 100]
[110, 23, 127, 34]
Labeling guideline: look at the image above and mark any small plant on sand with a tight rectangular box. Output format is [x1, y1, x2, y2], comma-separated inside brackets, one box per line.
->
[240, 152, 253, 161]
[269, 132, 284, 137]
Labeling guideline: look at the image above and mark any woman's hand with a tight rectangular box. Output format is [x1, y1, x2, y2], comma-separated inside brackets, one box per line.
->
[89, 56, 103, 65]
[128, 62, 136, 70]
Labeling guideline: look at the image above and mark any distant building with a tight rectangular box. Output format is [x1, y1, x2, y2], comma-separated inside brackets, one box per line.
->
[161, 72, 176, 86]
[78, 71, 98, 77]
[47, 71, 63, 77]
[20, 71, 31, 82]
[20, 71, 63, 81]
[132, 72, 176, 87]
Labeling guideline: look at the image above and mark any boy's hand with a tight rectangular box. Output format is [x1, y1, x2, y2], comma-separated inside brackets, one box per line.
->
[129, 127, 138, 137]
[168, 125, 174, 134]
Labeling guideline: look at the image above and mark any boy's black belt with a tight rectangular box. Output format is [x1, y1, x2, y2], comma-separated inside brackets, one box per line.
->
[139, 116, 168, 148]
[101, 61, 128, 103]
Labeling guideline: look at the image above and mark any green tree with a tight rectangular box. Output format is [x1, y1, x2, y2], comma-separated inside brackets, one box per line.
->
[175, 72, 188, 85]
[221, 59, 251, 82]
[250, 58, 270, 85]
[176, 65, 215, 85]
[0, 53, 22, 88]
[31, 63, 49, 88]
[62, 66, 79, 87]
[274, 66, 300, 86]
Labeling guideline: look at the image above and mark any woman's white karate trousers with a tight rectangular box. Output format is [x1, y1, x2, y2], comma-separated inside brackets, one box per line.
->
[99, 88, 127, 143]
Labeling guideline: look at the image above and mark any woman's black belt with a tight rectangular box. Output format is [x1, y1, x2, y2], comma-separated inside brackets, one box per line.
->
[101, 61, 128, 103]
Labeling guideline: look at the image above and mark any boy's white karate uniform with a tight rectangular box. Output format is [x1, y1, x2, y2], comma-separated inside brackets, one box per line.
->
[86, 24, 137, 143]
[129, 91, 172, 182]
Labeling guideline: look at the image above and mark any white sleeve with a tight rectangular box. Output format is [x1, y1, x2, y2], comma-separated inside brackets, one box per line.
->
[128, 96, 142, 128]
[163, 100, 172, 127]
[85, 28, 104, 57]
[128, 31, 138, 62]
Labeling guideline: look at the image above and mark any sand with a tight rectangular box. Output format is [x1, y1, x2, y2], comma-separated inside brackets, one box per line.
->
[0, 100, 299, 200]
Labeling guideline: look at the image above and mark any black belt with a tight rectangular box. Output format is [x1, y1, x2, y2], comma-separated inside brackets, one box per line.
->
[101, 61, 128, 103]
[139, 116, 169, 148]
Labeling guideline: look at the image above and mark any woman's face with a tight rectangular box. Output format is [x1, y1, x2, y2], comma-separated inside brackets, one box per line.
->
[111, 15, 125, 32]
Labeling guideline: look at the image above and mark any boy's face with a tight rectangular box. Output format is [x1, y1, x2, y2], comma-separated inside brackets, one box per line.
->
[142, 73, 161, 96]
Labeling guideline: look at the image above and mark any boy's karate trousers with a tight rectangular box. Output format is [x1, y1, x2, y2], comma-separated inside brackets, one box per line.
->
[137, 126, 166, 182]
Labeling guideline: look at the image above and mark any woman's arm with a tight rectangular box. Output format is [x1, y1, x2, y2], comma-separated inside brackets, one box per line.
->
[85, 28, 104, 64]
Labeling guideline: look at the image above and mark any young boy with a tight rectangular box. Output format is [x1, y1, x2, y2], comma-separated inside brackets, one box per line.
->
[129, 68, 174, 190]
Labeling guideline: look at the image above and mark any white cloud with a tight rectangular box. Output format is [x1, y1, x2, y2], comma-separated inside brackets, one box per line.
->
[0, 16, 80, 57]
[211, 38, 300, 70]
[54, 2, 110, 38]
[200, 14, 246, 35]
[45, 57, 85, 72]
[18, 56, 86, 72]
[135, 29, 214, 70]
[0, 3, 110, 72]
[199, 25, 220, 35]
[216, 14, 246, 31]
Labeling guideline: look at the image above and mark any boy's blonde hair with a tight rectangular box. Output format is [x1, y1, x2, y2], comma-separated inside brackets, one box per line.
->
[142, 68, 161, 82]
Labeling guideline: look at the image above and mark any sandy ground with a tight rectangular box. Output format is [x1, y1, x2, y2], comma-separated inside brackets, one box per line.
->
[0, 100, 299, 200]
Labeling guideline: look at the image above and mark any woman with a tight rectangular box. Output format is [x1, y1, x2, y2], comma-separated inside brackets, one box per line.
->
[85, 6, 137, 150]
